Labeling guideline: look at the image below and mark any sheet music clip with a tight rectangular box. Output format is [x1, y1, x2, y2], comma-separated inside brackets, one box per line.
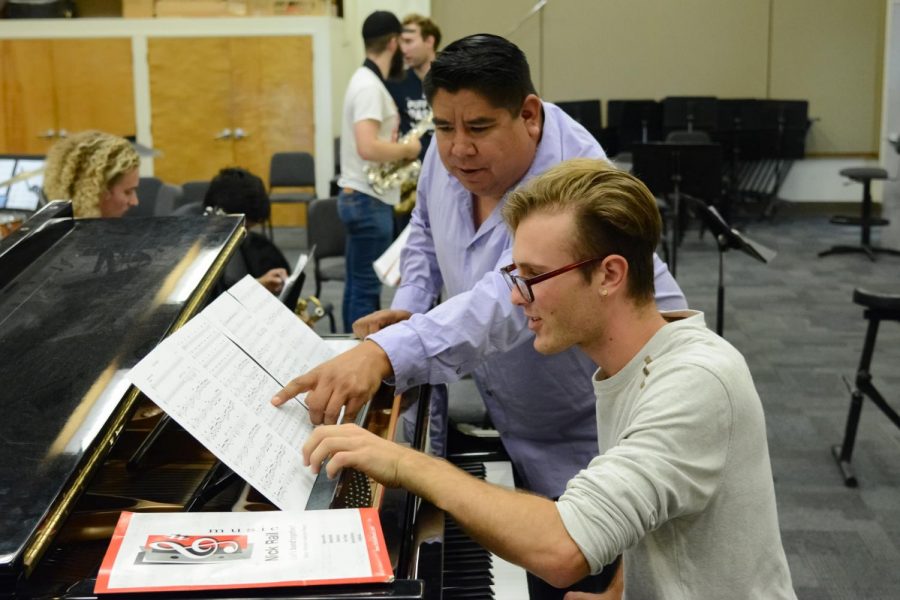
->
[683, 195, 776, 336]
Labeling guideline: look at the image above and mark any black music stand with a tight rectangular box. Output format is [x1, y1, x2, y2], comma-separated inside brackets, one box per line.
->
[758, 100, 810, 217]
[662, 96, 718, 135]
[712, 99, 765, 222]
[607, 100, 663, 156]
[632, 142, 723, 278]
[759, 100, 809, 159]
[556, 99, 603, 144]
[685, 196, 775, 336]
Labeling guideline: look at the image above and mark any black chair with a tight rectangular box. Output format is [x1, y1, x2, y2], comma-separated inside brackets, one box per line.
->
[819, 168, 900, 261]
[179, 181, 211, 212]
[268, 152, 316, 238]
[153, 183, 183, 216]
[833, 288, 900, 486]
[307, 197, 345, 332]
[124, 177, 162, 217]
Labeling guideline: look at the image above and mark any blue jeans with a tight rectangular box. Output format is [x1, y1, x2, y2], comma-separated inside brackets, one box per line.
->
[337, 189, 394, 332]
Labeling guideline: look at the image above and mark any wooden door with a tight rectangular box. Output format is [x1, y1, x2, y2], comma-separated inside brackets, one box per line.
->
[148, 37, 235, 184]
[0, 39, 57, 154]
[0, 39, 135, 155]
[229, 36, 315, 226]
[51, 39, 136, 139]
[228, 36, 315, 185]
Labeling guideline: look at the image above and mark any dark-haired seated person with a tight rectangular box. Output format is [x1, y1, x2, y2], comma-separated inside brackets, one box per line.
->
[204, 167, 290, 295]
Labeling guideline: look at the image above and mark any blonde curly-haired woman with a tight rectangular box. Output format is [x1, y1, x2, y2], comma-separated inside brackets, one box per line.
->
[42, 130, 140, 218]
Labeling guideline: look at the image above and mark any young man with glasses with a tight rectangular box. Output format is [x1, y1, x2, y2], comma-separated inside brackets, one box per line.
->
[300, 159, 797, 600]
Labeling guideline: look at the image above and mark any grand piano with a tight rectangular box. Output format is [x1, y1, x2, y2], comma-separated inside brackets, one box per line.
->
[0, 203, 459, 599]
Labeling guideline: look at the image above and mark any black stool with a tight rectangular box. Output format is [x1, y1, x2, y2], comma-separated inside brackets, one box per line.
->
[832, 288, 900, 486]
[819, 167, 900, 261]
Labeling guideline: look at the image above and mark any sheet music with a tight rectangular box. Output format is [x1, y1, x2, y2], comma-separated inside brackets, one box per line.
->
[277, 251, 310, 304]
[128, 276, 336, 510]
[374, 224, 410, 287]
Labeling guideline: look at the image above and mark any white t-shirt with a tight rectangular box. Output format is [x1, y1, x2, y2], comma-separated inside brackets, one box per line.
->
[337, 65, 400, 206]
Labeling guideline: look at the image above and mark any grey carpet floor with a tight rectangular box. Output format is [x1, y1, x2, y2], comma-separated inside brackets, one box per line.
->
[276, 207, 900, 599]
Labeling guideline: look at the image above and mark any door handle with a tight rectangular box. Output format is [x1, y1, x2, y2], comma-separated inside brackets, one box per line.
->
[214, 128, 233, 140]
[57, 129, 68, 138]
[37, 129, 56, 139]
[233, 128, 249, 140]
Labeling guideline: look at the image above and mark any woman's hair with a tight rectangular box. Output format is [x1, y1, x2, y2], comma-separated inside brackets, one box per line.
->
[203, 167, 271, 223]
[43, 130, 140, 218]
[503, 158, 661, 304]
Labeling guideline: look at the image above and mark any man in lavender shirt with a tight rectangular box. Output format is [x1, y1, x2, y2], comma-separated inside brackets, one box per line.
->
[274, 34, 685, 598]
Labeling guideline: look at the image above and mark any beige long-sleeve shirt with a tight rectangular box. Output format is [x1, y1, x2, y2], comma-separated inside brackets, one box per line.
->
[557, 311, 796, 600]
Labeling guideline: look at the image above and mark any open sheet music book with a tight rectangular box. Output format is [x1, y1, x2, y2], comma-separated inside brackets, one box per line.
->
[95, 509, 393, 594]
[127, 275, 336, 510]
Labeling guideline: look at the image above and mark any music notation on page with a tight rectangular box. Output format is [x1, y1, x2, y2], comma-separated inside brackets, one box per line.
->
[128, 276, 337, 510]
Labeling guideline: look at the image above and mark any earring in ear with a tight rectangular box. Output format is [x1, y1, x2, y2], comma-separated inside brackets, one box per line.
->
[600, 288, 608, 298]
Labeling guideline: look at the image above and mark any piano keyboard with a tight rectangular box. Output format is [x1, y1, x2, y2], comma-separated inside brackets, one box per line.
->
[442, 461, 529, 600]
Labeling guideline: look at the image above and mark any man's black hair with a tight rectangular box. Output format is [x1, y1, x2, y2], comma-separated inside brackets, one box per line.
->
[423, 34, 537, 115]
[204, 167, 270, 223]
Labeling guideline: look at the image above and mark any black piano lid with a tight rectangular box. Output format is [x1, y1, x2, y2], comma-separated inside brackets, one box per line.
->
[0, 211, 244, 581]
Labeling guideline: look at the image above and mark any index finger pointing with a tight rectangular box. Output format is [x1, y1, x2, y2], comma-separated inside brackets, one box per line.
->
[271, 371, 317, 407]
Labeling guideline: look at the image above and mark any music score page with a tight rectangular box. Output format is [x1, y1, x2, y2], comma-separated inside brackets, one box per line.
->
[128, 276, 335, 510]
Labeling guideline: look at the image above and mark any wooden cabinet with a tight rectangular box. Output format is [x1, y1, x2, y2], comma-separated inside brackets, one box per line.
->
[0, 38, 135, 154]
[148, 35, 315, 189]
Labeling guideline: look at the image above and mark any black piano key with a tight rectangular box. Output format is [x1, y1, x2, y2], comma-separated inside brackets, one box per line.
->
[442, 471, 495, 600]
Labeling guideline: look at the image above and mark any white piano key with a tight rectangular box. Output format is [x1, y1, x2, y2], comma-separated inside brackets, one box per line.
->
[483, 461, 530, 600]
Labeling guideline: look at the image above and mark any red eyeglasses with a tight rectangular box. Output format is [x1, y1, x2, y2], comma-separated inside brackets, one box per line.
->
[500, 257, 605, 303]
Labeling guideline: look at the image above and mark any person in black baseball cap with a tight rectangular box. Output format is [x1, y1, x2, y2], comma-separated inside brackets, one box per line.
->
[331, 9, 421, 331]
[361, 10, 404, 81]
[362, 10, 402, 39]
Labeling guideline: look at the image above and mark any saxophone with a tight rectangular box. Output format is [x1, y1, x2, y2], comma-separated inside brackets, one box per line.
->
[365, 110, 433, 195]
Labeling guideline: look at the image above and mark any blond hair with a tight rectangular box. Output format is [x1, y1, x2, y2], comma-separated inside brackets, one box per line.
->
[43, 130, 140, 218]
[503, 158, 661, 304]
[402, 13, 441, 49]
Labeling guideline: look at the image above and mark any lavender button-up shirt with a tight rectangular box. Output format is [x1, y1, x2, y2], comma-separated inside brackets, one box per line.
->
[370, 103, 687, 497]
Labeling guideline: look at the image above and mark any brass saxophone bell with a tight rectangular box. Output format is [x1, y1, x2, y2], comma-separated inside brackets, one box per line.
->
[294, 295, 326, 326]
[365, 110, 433, 195]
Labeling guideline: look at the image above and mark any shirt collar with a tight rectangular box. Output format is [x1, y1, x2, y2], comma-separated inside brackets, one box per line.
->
[363, 58, 384, 82]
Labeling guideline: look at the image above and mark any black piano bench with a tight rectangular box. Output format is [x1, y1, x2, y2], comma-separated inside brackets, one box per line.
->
[819, 167, 900, 261]
[832, 288, 900, 486]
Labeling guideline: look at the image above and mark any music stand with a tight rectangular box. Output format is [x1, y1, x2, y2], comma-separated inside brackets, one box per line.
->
[556, 99, 603, 144]
[685, 196, 776, 336]
[759, 100, 809, 159]
[712, 99, 765, 221]
[758, 100, 810, 217]
[607, 100, 663, 155]
[662, 96, 718, 135]
[632, 142, 723, 277]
